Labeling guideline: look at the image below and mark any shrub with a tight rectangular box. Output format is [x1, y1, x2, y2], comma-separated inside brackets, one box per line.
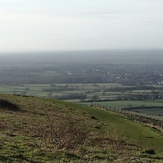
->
[0, 99, 20, 111]
[144, 149, 156, 155]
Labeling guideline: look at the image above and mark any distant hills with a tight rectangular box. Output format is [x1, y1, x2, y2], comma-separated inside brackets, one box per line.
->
[0, 49, 163, 64]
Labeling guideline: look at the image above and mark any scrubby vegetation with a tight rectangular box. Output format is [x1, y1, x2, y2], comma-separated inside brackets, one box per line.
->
[0, 94, 163, 162]
[0, 99, 20, 111]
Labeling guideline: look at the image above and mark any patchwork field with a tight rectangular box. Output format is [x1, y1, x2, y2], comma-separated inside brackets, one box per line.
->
[1, 83, 163, 121]
[0, 83, 162, 101]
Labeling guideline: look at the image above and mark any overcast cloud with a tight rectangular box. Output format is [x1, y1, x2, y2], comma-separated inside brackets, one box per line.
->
[0, 0, 163, 52]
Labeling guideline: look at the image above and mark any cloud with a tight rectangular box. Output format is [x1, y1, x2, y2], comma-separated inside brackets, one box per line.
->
[0, 0, 163, 51]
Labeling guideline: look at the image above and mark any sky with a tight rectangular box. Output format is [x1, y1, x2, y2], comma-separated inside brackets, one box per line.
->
[0, 0, 163, 52]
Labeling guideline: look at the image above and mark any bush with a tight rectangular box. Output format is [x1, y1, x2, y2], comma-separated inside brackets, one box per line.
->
[0, 99, 20, 111]
[144, 149, 156, 155]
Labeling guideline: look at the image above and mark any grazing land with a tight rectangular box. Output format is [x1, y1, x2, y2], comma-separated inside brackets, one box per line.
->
[0, 94, 163, 162]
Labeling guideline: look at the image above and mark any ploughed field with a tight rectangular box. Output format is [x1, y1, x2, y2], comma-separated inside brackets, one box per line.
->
[131, 107, 163, 116]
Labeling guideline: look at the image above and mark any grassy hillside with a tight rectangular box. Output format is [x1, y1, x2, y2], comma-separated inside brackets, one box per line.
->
[0, 94, 163, 163]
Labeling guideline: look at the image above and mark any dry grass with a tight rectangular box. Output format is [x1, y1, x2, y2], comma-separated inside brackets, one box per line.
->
[0, 94, 162, 162]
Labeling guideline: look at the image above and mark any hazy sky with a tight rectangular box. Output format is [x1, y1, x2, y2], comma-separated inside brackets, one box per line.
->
[0, 0, 163, 52]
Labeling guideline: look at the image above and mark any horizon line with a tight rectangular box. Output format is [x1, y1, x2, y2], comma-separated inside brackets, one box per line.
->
[1, 48, 163, 54]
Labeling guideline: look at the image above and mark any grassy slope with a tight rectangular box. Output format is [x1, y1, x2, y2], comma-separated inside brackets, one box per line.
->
[59, 100, 163, 150]
[0, 94, 163, 162]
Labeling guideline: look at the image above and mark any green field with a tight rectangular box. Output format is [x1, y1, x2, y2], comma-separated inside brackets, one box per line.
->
[80, 100, 163, 120]
[82, 100, 163, 109]
[0, 83, 163, 121]
[0, 83, 160, 101]
[0, 83, 123, 101]
[0, 94, 163, 162]
[132, 108, 163, 116]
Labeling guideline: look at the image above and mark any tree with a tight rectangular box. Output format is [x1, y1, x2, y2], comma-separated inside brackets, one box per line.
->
[91, 95, 99, 102]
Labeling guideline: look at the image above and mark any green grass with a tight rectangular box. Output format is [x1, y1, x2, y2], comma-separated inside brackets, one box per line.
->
[0, 94, 163, 162]
[47, 99, 163, 151]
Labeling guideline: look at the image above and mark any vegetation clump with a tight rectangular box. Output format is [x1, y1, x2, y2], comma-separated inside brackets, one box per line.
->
[0, 99, 20, 111]
[144, 149, 156, 155]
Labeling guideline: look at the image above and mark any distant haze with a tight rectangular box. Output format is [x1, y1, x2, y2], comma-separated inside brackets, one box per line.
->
[0, 50, 163, 64]
[0, 0, 163, 52]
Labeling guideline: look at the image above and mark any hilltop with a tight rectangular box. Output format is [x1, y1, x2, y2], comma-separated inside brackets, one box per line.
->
[0, 94, 163, 162]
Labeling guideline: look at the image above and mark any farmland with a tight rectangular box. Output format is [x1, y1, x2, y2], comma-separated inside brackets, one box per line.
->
[0, 83, 123, 99]
[0, 82, 163, 120]
[0, 50, 163, 162]
[0, 82, 162, 101]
